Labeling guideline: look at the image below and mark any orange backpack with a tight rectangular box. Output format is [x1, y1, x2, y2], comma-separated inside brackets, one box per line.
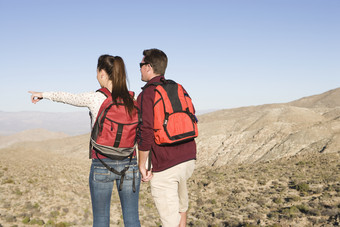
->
[147, 79, 198, 145]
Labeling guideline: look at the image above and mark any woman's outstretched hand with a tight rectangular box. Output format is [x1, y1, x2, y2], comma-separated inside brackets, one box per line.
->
[28, 91, 43, 104]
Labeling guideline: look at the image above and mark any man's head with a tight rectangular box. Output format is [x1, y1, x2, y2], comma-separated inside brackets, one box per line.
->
[140, 48, 168, 82]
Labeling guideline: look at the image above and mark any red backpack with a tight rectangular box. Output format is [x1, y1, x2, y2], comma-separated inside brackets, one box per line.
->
[90, 88, 139, 191]
[143, 79, 198, 145]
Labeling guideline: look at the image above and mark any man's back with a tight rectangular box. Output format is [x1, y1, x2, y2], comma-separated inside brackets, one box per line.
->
[137, 75, 196, 172]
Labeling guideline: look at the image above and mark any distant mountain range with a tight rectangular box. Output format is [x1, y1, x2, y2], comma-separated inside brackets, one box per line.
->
[0, 111, 91, 136]
[0, 109, 215, 136]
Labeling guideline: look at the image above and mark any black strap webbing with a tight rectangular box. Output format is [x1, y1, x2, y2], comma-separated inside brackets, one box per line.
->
[95, 151, 135, 192]
[114, 124, 124, 147]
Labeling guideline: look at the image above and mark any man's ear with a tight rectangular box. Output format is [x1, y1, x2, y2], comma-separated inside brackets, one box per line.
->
[146, 64, 153, 73]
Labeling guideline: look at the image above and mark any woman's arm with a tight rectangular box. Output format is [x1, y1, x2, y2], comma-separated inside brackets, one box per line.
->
[29, 91, 105, 108]
[28, 91, 106, 123]
[41, 91, 100, 108]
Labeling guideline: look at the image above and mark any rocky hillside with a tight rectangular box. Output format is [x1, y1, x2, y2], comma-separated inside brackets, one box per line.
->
[196, 87, 340, 168]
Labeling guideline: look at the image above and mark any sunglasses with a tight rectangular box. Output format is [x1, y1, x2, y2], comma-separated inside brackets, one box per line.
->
[139, 62, 151, 68]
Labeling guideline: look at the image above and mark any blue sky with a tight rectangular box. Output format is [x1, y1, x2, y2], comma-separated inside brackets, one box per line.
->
[1, 0, 339, 113]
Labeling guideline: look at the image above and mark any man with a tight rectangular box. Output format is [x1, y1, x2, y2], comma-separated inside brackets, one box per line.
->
[137, 48, 197, 227]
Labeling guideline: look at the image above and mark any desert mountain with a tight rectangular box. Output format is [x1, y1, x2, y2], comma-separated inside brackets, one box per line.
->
[289, 87, 340, 108]
[196, 87, 340, 167]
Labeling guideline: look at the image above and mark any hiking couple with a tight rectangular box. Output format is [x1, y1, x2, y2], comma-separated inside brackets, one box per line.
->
[29, 48, 197, 227]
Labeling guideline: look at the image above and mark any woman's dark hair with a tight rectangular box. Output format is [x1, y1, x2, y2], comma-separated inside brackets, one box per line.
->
[143, 49, 168, 76]
[97, 55, 135, 116]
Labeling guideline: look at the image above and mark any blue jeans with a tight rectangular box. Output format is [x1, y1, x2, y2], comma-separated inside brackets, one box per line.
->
[89, 157, 141, 227]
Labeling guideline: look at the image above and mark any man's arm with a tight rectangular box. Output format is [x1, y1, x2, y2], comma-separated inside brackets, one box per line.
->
[138, 149, 153, 182]
[137, 86, 156, 182]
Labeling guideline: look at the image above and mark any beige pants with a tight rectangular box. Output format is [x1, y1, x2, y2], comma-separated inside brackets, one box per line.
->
[150, 160, 195, 227]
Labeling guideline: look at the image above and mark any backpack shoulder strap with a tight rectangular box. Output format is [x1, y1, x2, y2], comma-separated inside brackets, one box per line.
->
[163, 79, 177, 85]
[96, 87, 111, 98]
[142, 81, 163, 90]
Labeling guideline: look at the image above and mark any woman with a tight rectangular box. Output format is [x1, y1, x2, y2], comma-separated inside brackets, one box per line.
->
[29, 55, 141, 227]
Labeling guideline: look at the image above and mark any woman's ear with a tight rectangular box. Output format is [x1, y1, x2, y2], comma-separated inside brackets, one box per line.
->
[98, 69, 103, 78]
[99, 70, 108, 80]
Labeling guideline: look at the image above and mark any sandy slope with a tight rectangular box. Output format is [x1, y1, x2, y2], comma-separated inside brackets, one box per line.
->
[0, 140, 94, 226]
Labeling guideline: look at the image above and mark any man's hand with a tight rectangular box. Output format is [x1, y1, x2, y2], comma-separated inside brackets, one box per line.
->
[139, 166, 153, 182]
[138, 149, 153, 182]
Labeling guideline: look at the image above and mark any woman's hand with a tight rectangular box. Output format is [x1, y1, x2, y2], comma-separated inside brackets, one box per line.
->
[139, 166, 153, 182]
[28, 91, 43, 104]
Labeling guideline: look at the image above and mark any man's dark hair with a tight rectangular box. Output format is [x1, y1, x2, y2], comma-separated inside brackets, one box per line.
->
[143, 49, 168, 76]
